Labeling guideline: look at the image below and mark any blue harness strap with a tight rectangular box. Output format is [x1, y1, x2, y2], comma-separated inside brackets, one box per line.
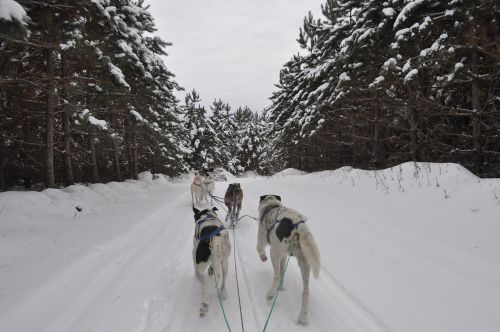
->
[290, 220, 305, 228]
[195, 215, 225, 242]
[197, 225, 225, 242]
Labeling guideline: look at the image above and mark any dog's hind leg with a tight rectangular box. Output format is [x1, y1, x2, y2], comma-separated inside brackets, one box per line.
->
[256, 223, 268, 262]
[220, 255, 229, 300]
[279, 255, 287, 290]
[195, 267, 210, 317]
[236, 200, 242, 220]
[296, 250, 311, 325]
[266, 247, 283, 301]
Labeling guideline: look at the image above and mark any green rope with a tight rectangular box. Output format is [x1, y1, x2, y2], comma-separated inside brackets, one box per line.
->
[210, 242, 233, 332]
[262, 237, 297, 332]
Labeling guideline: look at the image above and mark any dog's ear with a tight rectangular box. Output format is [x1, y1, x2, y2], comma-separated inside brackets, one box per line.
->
[193, 205, 200, 215]
[260, 195, 267, 202]
[212, 207, 218, 212]
[275, 195, 281, 201]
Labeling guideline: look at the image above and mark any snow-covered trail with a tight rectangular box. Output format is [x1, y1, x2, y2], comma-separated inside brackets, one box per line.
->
[1, 164, 500, 332]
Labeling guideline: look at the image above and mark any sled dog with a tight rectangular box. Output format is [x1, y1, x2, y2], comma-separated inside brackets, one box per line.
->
[192, 206, 231, 317]
[202, 173, 215, 204]
[257, 195, 320, 325]
[191, 173, 204, 205]
[224, 183, 243, 225]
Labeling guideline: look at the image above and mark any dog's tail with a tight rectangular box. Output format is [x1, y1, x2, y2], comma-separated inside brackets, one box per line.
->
[297, 223, 320, 279]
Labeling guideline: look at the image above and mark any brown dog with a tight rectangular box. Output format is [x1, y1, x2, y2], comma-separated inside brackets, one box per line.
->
[224, 183, 243, 225]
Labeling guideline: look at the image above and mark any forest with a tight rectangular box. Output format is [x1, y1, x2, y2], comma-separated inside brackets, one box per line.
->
[0, 0, 499, 191]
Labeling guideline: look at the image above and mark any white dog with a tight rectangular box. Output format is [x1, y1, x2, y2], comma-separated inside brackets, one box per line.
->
[202, 173, 215, 204]
[191, 173, 204, 205]
[192, 206, 231, 317]
[257, 195, 320, 325]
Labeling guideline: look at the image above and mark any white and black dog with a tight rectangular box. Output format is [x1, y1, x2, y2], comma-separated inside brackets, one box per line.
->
[202, 173, 215, 204]
[192, 206, 231, 317]
[191, 173, 204, 205]
[257, 195, 320, 325]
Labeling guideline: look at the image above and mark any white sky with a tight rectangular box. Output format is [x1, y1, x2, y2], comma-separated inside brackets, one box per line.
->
[145, 0, 325, 112]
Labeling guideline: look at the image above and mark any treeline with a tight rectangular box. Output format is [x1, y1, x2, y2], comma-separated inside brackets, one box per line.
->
[0, 0, 190, 190]
[0, 0, 272, 190]
[267, 0, 500, 176]
[182, 90, 272, 175]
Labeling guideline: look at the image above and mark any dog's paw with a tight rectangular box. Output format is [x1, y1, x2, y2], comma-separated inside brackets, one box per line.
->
[208, 266, 214, 276]
[259, 253, 268, 262]
[199, 303, 208, 317]
[297, 313, 309, 325]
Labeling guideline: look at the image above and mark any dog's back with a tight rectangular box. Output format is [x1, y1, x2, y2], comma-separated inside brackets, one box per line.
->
[224, 183, 243, 207]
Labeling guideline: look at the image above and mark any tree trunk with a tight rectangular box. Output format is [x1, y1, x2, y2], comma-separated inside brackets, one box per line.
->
[373, 97, 381, 167]
[45, 45, 56, 188]
[125, 118, 133, 177]
[409, 88, 418, 162]
[0, 155, 7, 191]
[89, 129, 99, 182]
[351, 110, 357, 166]
[61, 52, 74, 186]
[130, 119, 138, 180]
[471, 47, 482, 169]
[111, 116, 122, 182]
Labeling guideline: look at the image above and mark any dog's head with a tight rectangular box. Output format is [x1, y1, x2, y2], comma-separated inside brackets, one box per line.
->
[192, 206, 218, 222]
[259, 194, 281, 204]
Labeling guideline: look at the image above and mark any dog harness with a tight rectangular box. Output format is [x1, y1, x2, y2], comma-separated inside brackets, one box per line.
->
[260, 205, 304, 242]
[195, 215, 225, 242]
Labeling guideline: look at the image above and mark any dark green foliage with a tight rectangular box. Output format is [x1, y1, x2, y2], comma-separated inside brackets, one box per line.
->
[267, 0, 500, 176]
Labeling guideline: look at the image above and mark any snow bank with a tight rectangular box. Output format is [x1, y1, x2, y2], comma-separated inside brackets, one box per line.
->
[1, 162, 499, 332]
[0, 0, 27, 23]
[0, 174, 176, 319]
[272, 168, 307, 177]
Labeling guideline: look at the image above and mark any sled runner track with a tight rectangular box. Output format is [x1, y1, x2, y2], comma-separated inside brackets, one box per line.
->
[318, 267, 393, 332]
[60, 193, 194, 332]
[231, 222, 262, 331]
[1, 191, 191, 332]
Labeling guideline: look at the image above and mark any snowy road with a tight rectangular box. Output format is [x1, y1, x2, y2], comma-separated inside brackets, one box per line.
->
[1, 164, 500, 332]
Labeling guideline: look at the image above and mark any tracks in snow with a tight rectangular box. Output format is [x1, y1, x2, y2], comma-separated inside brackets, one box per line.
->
[217, 187, 393, 332]
[3, 180, 394, 332]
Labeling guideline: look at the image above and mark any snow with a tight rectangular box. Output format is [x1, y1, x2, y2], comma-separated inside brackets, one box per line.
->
[404, 68, 418, 83]
[382, 7, 396, 17]
[369, 76, 385, 88]
[382, 58, 397, 70]
[402, 59, 411, 73]
[60, 40, 76, 50]
[88, 115, 108, 130]
[130, 110, 145, 122]
[272, 168, 307, 177]
[107, 61, 130, 90]
[0, 0, 27, 23]
[394, 0, 426, 28]
[1, 163, 500, 332]
[338, 72, 351, 83]
[79, 109, 108, 130]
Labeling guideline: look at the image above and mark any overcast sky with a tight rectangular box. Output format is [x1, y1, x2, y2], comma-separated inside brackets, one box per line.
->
[145, 0, 325, 112]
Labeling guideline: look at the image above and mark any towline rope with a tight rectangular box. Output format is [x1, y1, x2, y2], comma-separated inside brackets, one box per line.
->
[230, 188, 246, 331]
